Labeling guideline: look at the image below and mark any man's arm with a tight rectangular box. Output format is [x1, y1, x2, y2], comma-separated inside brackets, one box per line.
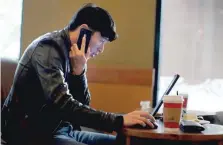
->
[31, 43, 123, 132]
[67, 67, 91, 105]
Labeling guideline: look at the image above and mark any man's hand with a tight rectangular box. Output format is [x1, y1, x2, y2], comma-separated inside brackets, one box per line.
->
[123, 110, 156, 128]
[69, 35, 90, 75]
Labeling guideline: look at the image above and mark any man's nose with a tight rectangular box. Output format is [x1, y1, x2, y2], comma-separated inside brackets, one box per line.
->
[98, 44, 105, 53]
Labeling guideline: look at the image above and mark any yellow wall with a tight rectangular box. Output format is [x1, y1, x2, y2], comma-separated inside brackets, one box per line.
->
[21, 0, 156, 113]
[22, 0, 156, 68]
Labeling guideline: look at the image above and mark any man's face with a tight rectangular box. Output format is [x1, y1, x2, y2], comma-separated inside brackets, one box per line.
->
[88, 32, 109, 58]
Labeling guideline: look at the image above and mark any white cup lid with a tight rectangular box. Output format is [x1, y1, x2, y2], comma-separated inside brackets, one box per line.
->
[178, 93, 188, 98]
[163, 95, 184, 103]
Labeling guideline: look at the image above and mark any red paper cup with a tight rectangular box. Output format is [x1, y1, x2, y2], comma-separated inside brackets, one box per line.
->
[179, 93, 189, 114]
[163, 95, 183, 129]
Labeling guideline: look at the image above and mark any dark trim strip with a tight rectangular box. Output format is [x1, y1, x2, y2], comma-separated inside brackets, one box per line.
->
[152, 0, 162, 108]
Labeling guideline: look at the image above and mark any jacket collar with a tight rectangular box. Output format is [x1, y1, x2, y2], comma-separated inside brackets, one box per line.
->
[61, 27, 72, 52]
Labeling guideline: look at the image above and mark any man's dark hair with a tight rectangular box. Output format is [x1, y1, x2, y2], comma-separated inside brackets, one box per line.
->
[68, 3, 118, 42]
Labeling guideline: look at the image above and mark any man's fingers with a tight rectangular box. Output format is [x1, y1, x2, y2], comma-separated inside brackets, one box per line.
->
[134, 119, 146, 127]
[73, 44, 79, 51]
[145, 120, 155, 128]
[135, 117, 154, 128]
[135, 116, 155, 128]
[70, 44, 80, 56]
[134, 116, 147, 123]
[141, 113, 155, 122]
[81, 35, 86, 53]
[85, 47, 91, 60]
[134, 111, 155, 122]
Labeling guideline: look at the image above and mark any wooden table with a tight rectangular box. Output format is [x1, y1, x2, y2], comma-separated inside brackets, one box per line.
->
[122, 120, 223, 145]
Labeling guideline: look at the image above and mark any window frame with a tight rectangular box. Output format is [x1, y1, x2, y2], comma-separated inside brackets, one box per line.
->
[152, 0, 162, 108]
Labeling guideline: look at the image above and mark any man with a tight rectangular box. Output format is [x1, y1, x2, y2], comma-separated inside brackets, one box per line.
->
[2, 3, 155, 145]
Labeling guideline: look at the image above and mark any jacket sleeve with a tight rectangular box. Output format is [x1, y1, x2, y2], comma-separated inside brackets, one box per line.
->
[67, 67, 91, 106]
[31, 43, 123, 133]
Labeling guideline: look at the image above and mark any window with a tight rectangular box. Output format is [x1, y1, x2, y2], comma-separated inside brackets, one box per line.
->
[158, 0, 223, 112]
[0, 0, 23, 60]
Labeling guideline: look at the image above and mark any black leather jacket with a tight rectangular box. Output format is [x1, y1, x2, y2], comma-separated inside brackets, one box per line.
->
[2, 27, 123, 142]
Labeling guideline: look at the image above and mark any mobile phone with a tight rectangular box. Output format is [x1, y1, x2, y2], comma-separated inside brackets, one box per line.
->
[77, 28, 93, 53]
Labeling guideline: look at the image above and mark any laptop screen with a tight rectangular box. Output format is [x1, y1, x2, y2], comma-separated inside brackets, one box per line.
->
[151, 74, 180, 116]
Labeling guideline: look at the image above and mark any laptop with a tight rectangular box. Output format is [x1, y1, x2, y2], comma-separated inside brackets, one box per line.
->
[151, 74, 180, 117]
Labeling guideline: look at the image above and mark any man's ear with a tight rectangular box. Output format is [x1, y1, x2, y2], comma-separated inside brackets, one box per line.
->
[79, 24, 89, 30]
